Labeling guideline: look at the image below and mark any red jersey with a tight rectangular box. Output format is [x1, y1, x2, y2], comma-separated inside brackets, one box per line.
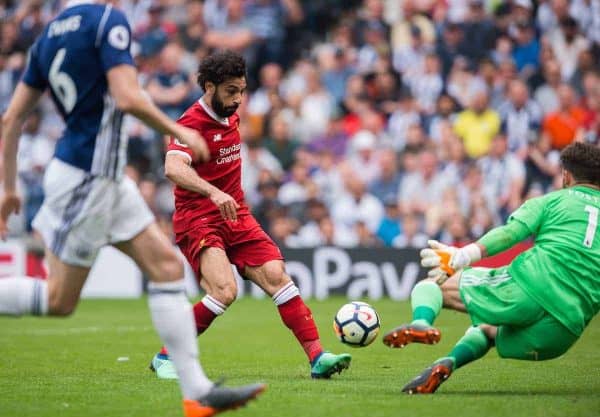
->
[166, 98, 250, 231]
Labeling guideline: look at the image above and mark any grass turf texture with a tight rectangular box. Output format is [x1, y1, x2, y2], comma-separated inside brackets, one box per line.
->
[1, 297, 598, 417]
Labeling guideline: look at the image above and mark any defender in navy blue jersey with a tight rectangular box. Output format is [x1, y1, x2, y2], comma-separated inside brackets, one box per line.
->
[0, 1, 264, 415]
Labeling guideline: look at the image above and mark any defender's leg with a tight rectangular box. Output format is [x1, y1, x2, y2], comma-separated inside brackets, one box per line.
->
[0, 250, 89, 317]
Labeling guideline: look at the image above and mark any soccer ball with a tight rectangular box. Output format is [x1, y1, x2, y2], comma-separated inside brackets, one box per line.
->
[333, 301, 380, 347]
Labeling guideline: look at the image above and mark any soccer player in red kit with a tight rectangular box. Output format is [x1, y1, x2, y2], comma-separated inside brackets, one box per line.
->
[150, 50, 351, 380]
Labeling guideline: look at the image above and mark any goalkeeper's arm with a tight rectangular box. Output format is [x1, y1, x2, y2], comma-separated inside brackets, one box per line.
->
[476, 219, 532, 258]
[451, 219, 533, 268]
[421, 220, 533, 279]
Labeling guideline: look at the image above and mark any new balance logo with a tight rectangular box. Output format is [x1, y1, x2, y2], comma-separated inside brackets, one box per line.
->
[213, 133, 222, 142]
[174, 138, 189, 148]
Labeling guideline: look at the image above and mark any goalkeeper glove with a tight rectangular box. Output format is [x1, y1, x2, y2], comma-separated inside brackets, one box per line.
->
[420, 240, 482, 283]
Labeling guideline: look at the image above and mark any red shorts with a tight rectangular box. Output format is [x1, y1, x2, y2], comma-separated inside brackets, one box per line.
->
[175, 213, 283, 279]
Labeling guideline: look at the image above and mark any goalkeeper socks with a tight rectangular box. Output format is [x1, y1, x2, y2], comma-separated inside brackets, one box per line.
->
[274, 283, 322, 362]
[443, 326, 491, 369]
[0, 277, 48, 316]
[148, 280, 213, 399]
[160, 295, 227, 355]
[410, 281, 442, 326]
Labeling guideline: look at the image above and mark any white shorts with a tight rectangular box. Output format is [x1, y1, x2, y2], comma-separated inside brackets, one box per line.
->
[33, 159, 155, 267]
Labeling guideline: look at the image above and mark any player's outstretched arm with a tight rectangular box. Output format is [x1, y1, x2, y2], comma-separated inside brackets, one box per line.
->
[476, 220, 532, 258]
[0, 82, 42, 238]
[165, 153, 240, 221]
[421, 220, 532, 282]
[107, 64, 209, 162]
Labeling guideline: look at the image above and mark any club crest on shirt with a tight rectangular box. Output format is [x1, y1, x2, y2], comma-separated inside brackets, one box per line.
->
[108, 25, 129, 50]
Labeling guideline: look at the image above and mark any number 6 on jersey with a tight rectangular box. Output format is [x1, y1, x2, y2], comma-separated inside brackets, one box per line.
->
[49, 48, 77, 113]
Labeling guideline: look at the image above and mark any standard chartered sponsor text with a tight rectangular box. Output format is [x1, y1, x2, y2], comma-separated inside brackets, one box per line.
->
[216, 143, 241, 164]
[219, 143, 241, 156]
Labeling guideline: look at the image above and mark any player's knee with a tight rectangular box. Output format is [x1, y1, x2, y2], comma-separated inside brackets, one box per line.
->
[262, 261, 288, 287]
[156, 253, 184, 282]
[210, 281, 238, 306]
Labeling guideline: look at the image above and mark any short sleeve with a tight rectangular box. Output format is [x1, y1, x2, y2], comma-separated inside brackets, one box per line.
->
[97, 6, 134, 72]
[22, 42, 47, 90]
[166, 137, 193, 163]
[508, 194, 549, 234]
[166, 112, 197, 163]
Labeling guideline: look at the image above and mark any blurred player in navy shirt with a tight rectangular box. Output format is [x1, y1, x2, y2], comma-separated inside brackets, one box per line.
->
[0, 1, 264, 415]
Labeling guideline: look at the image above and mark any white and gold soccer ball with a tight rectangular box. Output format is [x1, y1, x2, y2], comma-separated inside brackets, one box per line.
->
[333, 301, 380, 347]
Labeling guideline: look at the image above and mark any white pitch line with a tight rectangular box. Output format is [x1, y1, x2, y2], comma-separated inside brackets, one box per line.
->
[2, 325, 153, 336]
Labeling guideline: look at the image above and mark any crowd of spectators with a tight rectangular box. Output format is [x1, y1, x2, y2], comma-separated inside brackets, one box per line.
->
[1, 0, 599, 250]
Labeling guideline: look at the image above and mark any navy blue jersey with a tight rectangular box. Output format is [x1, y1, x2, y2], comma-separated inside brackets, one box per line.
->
[22, 1, 134, 179]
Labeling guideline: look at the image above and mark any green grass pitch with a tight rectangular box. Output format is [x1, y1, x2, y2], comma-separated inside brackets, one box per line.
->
[1, 297, 599, 417]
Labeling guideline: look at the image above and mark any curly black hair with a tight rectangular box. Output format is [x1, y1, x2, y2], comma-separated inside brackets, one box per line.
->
[197, 50, 246, 91]
[560, 142, 600, 187]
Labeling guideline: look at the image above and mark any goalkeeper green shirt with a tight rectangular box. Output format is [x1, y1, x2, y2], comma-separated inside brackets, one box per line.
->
[508, 185, 600, 336]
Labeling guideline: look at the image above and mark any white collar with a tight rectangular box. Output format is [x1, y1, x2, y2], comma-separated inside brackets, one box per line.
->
[199, 96, 229, 126]
[65, 0, 95, 9]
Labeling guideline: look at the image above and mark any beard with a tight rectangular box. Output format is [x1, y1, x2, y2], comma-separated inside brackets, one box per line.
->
[211, 94, 238, 118]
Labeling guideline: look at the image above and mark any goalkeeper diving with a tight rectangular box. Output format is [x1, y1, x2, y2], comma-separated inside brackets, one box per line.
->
[383, 141, 600, 394]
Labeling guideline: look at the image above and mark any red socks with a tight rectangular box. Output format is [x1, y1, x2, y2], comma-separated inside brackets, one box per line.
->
[159, 297, 221, 356]
[192, 300, 218, 335]
[159, 291, 323, 363]
[277, 295, 323, 362]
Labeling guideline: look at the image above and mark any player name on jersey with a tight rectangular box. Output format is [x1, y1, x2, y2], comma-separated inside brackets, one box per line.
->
[568, 189, 600, 204]
[48, 15, 82, 38]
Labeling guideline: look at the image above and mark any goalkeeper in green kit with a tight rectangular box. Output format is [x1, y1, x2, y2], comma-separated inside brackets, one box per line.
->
[383, 142, 600, 394]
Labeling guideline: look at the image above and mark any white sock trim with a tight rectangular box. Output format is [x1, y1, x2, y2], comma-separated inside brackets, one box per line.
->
[272, 282, 300, 306]
[32, 279, 48, 316]
[148, 280, 186, 293]
[272, 281, 293, 300]
[201, 295, 227, 315]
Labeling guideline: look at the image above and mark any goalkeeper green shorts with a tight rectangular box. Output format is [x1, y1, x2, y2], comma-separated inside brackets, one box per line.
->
[459, 266, 578, 361]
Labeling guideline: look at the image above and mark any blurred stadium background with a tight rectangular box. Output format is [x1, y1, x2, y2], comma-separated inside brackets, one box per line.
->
[0, 0, 599, 296]
[1, 2, 600, 416]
